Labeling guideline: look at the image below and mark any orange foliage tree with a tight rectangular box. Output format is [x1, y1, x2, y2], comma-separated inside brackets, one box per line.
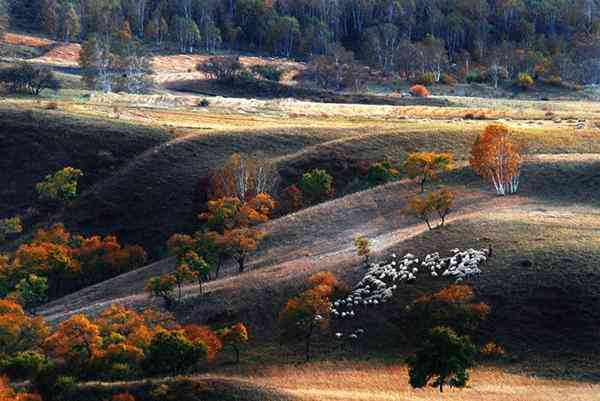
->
[0, 299, 48, 357]
[199, 193, 275, 273]
[0, 376, 41, 401]
[216, 323, 248, 364]
[278, 272, 342, 362]
[470, 123, 523, 196]
[5, 224, 147, 299]
[184, 324, 223, 361]
[404, 152, 454, 193]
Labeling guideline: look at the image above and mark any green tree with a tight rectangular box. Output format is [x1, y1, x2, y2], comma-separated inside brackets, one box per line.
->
[143, 330, 208, 375]
[299, 169, 334, 205]
[35, 167, 84, 206]
[407, 326, 476, 393]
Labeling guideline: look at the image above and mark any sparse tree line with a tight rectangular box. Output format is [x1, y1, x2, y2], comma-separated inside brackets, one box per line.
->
[2, 1, 600, 85]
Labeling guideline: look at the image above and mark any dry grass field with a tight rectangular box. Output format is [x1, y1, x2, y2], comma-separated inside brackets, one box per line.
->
[227, 362, 600, 401]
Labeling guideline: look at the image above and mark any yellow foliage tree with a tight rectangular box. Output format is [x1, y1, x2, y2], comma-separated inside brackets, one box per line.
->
[404, 152, 454, 193]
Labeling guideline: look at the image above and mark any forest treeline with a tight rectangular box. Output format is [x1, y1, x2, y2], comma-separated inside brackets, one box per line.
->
[3, 0, 600, 83]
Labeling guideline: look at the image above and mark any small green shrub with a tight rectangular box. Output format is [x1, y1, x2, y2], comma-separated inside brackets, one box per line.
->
[198, 98, 210, 107]
[251, 65, 286, 82]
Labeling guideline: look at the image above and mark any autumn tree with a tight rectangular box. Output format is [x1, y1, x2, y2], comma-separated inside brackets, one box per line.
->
[183, 324, 222, 361]
[43, 314, 101, 370]
[218, 227, 266, 273]
[209, 153, 279, 202]
[145, 273, 177, 306]
[0, 300, 48, 357]
[35, 167, 83, 207]
[404, 153, 454, 193]
[407, 189, 455, 230]
[216, 323, 248, 363]
[354, 234, 371, 267]
[179, 251, 210, 295]
[470, 124, 523, 196]
[173, 263, 197, 302]
[407, 326, 476, 393]
[278, 273, 336, 362]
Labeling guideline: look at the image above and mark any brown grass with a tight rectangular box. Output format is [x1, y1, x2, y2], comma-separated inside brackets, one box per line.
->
[217, 362, 600, 401]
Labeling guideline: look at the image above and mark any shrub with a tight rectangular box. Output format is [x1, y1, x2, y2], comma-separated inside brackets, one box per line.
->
[480, 342, 507, 359]
[407, 189, 454, 230]
[299, 169, 334, 205]
[407, 326, 476, 393]
[279, 184, 303, 214]
[366, 161, 400, 185]
[197, 56, 244, 83]
[251, 64, 286, 82]
[45, 102, 59, 110]
[0, 216, 22, 242]
[409, 84, 430, 97]
[198, 98, 210, 107]
[406, 284, 490, 335]
[465, 70, 486, 83]
[413, 72, 436, 85]
[35, 167, 84, 206]
[441, 73, 457, 85]
[143, 330, 208, 375]
[515, 73, 534, 90]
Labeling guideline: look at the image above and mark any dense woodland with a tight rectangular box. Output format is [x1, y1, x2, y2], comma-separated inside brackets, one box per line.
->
[2, 0, 600, 84]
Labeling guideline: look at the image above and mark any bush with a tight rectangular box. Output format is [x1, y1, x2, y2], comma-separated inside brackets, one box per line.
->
[441, 73, 457, 85]
[299, 169, 334, 205]
[515, 73, 534, 90]
[413, 72, 436, 85]
[480, 342, 507, 359]
[279, 184, 303, 214]
[251, 65, 286, 82]
[0, 62, 60, 95]
[465, 70, 486, 83]
[45, 101, 59, 110]
[405, 284, 490, 335]
[366, 161, 401, 185]
[197, 56, 245, 83]
[409, 84, 430, 97]
[35, 167, 84, 206]
[198, 98, 210, 107]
